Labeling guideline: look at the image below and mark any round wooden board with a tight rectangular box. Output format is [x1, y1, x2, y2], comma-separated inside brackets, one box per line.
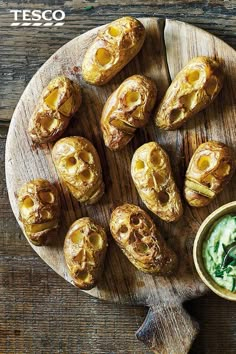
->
[5, 18, 236, 353]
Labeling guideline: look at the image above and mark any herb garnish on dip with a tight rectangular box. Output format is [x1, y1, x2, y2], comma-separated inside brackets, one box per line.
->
[203, 215, 236, 292]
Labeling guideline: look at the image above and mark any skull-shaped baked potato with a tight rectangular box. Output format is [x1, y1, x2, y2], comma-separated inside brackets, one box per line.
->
[82, 17, 146, 85]
[29, 76, 82, 143]
[110, 204, 177, 274]
[52, 136, 104, 204]
[155, 56, 224, 130]
[184, 141, 235, 207]
[131, 142, 183, 222]
[64, 217, 108, 289]
[101, 75, 157, 150]
[18, 179, 60, 246]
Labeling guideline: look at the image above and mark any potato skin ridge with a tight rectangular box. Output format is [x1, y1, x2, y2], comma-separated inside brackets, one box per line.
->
[155, 56, 224, 130]
[110, 203, 177, 275]
[82, 17, 146, 85]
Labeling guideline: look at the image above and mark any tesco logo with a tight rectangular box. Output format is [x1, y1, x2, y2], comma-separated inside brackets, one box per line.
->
[10, 9, 65, 27]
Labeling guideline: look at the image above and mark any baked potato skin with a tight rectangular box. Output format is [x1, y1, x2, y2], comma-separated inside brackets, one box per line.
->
[184, 141, 235, 207]
[18, 179, 60, 246]
[82, 17, 146, 85]
[110, 204, 177, 275]
[64, 217, 108, 290]
[155, 56, 224, 130]
[52, 136, 104, 204]
[101, 75, 157, 150]
[28, 76, 82, 143]
[131, 142, 183, 222]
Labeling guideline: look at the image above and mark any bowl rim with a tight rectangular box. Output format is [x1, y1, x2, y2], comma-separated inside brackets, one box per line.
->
[193, 201, 236, 301]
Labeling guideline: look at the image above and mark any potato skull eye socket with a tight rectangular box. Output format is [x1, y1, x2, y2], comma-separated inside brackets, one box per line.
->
[205, 76, 218, 96]
[44, 88, 60, 110]
[122, 36, 132, 49]
[23, 197, 34, 209]
[108, 26, 121, 37]
[71, 230, 84, 244]
[66, 156, 77, 170]
[187, 70, 200, 84]
[89, 233, 103, 250]
[39, 191, 55, 204]
[197, 156, 211, 170]
[130, 215, 140, 226]
[215, 162, 231, 177]
[150, 150, 161, 166]
[157, 191, 169, 205]
[96, 48, 112, 66]
[78, 151, 93, 164]
[135, 160, 145, 170]
[125, 91, 141, 107]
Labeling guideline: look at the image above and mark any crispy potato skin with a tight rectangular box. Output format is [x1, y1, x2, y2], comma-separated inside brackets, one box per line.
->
[52, 136, 104, 204]
[101, 75, 157, 150]
[28, 76, 82, 143]
[18, 179, 60, 246]
[155, 56, 224, 130]
[110, 204, 177, 274]
[64, 217, 108, 290]
[184, 141, 235, 207]
[82, 17, 145, 85]
[131, 142, 183, 222]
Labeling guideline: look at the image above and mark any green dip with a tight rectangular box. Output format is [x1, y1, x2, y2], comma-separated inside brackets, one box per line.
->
[202, 214, 236, 292]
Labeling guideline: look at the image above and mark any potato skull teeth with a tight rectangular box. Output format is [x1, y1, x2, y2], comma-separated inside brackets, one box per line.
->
[52, 136, 104, 204]
[184, 141, 235, 207]
[155, 56, 224, 130]
[101, 75, 157, 150]
[82, 17, 146, 85]
[64, 217, 108, 290]
[131, 142, 183, 222]
[18, 179, 60, 246]
[28, 76, 82, 143]
[110, 204, 177, 275]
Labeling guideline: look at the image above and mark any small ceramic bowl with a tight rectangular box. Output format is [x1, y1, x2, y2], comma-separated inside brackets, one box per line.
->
[193, 201, 236, 301]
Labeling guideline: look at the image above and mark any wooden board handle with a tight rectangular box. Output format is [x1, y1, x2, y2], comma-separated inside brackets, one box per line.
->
[136, 303, 199, 354]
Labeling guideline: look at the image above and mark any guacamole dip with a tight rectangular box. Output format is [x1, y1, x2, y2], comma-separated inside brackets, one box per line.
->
[203, 214, 236, 292]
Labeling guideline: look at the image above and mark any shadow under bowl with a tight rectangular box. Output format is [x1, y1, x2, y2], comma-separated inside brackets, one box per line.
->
[193, 201, 236, 301]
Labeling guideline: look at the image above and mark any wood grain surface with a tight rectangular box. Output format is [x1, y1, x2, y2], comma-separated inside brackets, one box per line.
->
[1, 1, 236, 353]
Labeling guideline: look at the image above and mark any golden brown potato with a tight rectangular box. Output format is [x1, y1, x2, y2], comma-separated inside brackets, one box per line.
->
[110, 204, 177, 274]
[155, 56, 224, 130]
[82, 17, 145, 85]
[101, 75, 157, 150]
[52, 136, 104, 204]
[184, 141, 235, 207]
[64, 217, 108, 289]
[131, 142, 183, 222]
[28, 76, 82, 143]
[18, 179, 60, 246]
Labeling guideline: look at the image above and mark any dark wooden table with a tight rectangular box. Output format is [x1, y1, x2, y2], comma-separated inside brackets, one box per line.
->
[1, 1, 236, 353]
